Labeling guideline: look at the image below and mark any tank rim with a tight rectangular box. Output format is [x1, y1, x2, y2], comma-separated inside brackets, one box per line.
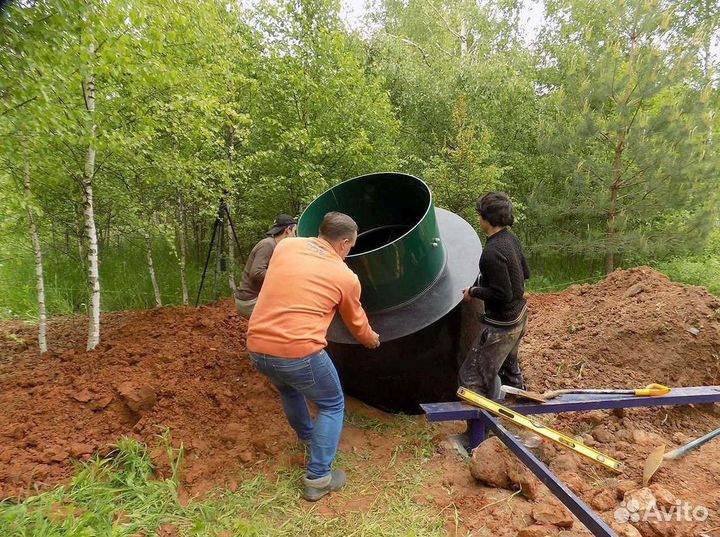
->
[299, 171, 435, 259]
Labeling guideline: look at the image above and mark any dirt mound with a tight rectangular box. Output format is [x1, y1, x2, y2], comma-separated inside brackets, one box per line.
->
[516, 267, 720, 536]
[1, 267, 720, 536]
[523, 266, 720, 391]
[0, 302, 294, 499]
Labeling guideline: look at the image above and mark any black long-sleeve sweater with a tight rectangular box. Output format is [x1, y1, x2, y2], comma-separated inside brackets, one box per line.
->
[470, 228, 530, 326]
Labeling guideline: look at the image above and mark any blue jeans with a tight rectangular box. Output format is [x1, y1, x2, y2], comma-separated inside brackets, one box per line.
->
[249, 350, 345, 479]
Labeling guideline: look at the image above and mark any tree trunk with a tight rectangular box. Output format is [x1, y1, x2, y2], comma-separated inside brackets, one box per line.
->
[176, 195, 189, 305]
[606, 135, 625, 274]
[225, 128, 237, 294]
[605, 183, 619, 274]
[145, 231, 162, 307]
[226, 212, 237, 294]
[460, 18, 468, 57]
[83, 43, 101, 351]
[23, 154, 48, 354]
[194, 216, 202, 260]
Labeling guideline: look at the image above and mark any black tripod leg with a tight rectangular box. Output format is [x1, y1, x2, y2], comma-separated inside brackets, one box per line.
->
[195, 218, 220, 306]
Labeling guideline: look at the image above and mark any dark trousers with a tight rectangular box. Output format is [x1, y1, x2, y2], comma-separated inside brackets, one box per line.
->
[458, 311, 528, 399]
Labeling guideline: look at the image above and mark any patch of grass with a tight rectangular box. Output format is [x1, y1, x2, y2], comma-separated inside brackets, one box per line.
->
[525, 255, 605, 293]
[0, 432, 446, 537]
[344, 410, 436, 460]
[343, 409, 395, 434]
[654, 254, 720, 296]
[391, 414, 437, 460]
[4, 232, 718, 320]
[0, 239, 233, 319]
[526, 249, 720, 297]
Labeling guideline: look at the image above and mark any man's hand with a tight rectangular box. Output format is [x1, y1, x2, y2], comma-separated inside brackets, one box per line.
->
[462, 287, 473, 302]
[365, 331, 381, 349]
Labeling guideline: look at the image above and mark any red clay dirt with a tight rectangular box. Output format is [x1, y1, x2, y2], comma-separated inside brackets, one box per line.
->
[1, 267, 720, 536]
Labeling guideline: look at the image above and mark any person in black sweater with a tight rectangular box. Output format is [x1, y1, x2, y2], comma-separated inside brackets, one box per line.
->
[459, 192, 530, 399]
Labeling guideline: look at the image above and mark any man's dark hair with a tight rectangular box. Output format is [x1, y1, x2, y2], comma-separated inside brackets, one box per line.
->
[476, 192, 514, 227]
[319, 211, 358, 241]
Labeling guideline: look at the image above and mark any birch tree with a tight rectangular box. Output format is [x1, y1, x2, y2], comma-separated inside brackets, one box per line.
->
[23, 153, 48, 353]
[176, 195, 190, 305]
[0, 1, 59, 348]
[81, 41, 101, 349]
[144, 230, 162, 307]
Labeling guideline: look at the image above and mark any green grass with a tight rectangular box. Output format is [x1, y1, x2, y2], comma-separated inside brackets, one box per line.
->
[0, 240, 234, 319]
[3, 233, 718, 320]
[654, 254, 720, 295]
[525, 255, 606, 293]
[0, 421, 445, 537]
[344, 409, 436, 460]
[526, 248, 720, 296]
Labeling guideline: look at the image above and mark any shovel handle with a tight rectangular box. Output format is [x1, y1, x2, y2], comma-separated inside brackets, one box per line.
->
[635, 384, 670, 396]
[664, 426, 720, 460]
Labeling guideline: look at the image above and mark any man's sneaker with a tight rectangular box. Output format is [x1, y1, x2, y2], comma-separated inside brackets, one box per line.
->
[302, 470, 346, 501]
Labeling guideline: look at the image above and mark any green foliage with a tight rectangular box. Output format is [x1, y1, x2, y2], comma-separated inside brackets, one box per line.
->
[244, 0, 400, 221]
[653, 228, 720, 295]
[0, 240, 231, 319]
[533, 0, 719, 271]
[424, 96, 504, 221]
[656, 254, 720, 296]
[1, 0, 719, 324]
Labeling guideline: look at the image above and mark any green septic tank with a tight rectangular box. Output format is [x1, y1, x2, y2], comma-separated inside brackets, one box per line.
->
[298, 172, 483, 413]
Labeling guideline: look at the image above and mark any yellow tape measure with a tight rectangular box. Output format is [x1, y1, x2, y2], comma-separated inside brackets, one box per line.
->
[457, 387, 624, 473]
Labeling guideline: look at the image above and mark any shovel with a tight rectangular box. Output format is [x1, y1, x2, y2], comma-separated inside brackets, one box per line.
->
[643, 425, 720, 485]
[502, 384, 670, 403]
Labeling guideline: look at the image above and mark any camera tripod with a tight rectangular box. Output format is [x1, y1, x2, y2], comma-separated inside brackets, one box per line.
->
[195, 195, 242, 306]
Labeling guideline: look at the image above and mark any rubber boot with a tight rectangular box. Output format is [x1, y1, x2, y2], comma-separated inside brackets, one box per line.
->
[491, 375, 502, 400]
[303, 470, 346, 501]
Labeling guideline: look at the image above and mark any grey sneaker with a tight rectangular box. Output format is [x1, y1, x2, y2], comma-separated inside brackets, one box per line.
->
[302, 470, 346, 501]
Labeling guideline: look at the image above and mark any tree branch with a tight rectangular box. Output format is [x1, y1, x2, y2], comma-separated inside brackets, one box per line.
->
[423, 0, 462, 40]
[384, 33, 432, 67]
[0, 96, 38, 117]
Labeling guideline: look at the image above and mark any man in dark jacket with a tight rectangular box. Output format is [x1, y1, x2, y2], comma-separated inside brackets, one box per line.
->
[460, 192, 530, 399]
[235, 214, 296, 318]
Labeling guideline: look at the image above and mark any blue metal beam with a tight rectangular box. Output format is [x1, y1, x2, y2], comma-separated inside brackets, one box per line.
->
[479, 410, 618, 537]
[421, 385, 720, 422]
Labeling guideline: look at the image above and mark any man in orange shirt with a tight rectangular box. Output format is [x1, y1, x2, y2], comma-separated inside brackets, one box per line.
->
[247, 211, 380, 501]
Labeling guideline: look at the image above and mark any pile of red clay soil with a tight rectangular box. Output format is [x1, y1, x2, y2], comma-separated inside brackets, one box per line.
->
[523, 266, 720, 391]
[0, 303, 293, 499]
[1, 267, 720, 537]
[482, 266, 720, 537]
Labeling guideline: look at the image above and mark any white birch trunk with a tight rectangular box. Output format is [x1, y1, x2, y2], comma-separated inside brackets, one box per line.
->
[227, 218, 237, 294]
[460, 18, 468, 57]
[145, 231, 162, 307]
[83, 43, 101, 351]
[176, 195, 189, 305]
[23, 154, 48, 354]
